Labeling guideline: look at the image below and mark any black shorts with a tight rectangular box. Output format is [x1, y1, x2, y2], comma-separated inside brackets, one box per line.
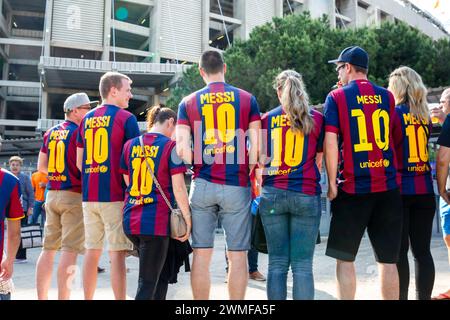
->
[326, 188, 402, 263]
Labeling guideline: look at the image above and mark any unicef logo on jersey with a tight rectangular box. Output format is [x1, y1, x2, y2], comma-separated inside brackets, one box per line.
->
[359, 158, 391, 169]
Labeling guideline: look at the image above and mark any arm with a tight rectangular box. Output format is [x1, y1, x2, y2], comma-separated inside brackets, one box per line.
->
[37, 151, 49, 175]
[171, 173, 191, 242]
[437, 145, 450, 204]
[25, 176, 34, 215]
[175, 124, 193, 164]
[76, 147, 84, 172]
[324, 132, 339, 201]
[316, 152, 324, 172]
[123, 174, 130, 187]
[248, 120, 261, 174]
[0, 219, 21, 281]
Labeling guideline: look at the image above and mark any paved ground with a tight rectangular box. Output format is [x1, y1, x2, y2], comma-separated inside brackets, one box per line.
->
[8, 232, 450, 300]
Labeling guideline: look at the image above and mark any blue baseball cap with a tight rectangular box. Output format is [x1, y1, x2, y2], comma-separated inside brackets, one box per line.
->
[328, 46, 369, 69]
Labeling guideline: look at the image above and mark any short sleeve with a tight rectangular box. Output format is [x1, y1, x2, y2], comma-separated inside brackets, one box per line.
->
[177, 100, 190, 126]
[124, 115, 141, 141]
[249, 96, 261, 123]
[6, 182, 24, 220]
[168, 142, 187, 176]
[437, 115, 450, 147]
[324, 93, 340, 134]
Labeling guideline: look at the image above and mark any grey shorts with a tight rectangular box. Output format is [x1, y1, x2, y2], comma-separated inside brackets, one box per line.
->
[189, 178, 251, 251]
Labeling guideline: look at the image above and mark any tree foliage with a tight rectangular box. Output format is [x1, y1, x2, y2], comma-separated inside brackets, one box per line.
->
[167, 12, 450, 112]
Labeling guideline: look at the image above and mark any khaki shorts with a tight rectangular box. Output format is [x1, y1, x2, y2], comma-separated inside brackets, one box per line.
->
[82, 201, 132, 251]
[43, 190, 85, 254]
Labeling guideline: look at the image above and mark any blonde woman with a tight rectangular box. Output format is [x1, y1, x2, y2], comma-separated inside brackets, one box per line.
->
[258, 70, 323, 300]
[389, 66, 435, 300]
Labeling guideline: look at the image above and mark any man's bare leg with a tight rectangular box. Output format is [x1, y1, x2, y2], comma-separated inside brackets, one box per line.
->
[227, 250, 248, 300]
[379, 263, 399, 300]
[36, 250, 56, 300]
[191, 248, 213, 300]
[336, 259, 356, 300]
[83, 248, 102, 300]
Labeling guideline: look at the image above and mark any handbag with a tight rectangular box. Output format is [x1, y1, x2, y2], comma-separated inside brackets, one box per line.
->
[20, 223, 43, 249]
[139, 136, 187, 238]
[251, 209, 268, 254]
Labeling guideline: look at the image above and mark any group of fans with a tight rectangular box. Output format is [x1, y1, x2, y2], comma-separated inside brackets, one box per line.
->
[0, 46, 450, 300]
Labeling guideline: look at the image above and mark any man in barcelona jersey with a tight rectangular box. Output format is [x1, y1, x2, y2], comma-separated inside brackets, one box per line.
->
[176, 50, 261, 300]
[36, 92, 95, 300]
[0, 136, 24, 300]
[77, 72, 140, 300]
[324, 46, 402, 300]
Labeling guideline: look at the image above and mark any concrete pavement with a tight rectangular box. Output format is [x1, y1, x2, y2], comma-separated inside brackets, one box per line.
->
[8, 232, 450, 300]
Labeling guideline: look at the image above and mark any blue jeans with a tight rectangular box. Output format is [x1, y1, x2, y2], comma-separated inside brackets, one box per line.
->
[0, 293, 11, 300]
[259, 186, 321, 300]
[30, 200, 45, 227]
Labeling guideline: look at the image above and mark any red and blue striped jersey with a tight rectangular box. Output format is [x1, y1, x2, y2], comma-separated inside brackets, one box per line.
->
[392, 104, 434, 195]
[120, 133, 186, 236]
[324, 79, 399, 194]
[77, 104, 140, 202]
[261, 106, 324, 195]
[177, 82, 261, 187]
[41, 120, 81, 193]
[0, 168, 24, 268]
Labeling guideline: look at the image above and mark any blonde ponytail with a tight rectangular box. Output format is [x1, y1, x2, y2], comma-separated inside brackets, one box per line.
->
[275, 70, 314, 135]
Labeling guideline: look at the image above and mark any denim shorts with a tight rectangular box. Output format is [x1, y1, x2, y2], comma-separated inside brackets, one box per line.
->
[440, 197, 450, 236]
[189, 178, 251, 251]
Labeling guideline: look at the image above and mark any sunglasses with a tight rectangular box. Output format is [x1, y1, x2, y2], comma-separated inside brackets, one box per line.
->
[335, 64, 346, 73]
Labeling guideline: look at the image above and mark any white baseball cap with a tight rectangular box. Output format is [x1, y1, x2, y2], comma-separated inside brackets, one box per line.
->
[64, 93, 99, 112]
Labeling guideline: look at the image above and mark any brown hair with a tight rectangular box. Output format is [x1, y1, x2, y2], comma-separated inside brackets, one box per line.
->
[147, 104, 177, 131]
[199, 50, 224, 75]
[99, 72, 132, 100]
[353, 65, 368, 75]
[273, 70, 314, 135]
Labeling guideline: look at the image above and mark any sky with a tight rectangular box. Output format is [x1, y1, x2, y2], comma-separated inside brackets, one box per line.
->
[408, 0, 450, 32]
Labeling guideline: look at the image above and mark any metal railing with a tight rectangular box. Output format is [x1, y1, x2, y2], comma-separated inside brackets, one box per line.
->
[39, 56, 190, 74]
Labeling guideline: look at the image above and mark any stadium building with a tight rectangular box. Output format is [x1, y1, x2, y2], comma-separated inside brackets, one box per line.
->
[0, 0, 448, 159]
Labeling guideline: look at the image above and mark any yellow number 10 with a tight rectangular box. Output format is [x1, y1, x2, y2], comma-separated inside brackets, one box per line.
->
[85, 128, 109, 165]
[202, 103, 235, 145]
[270, 128, 304, 167]
[351, 109, 389, 152]
[48, 140, 65, 173]
[130, 158, 155, 197]
[405, 125, 428, 163]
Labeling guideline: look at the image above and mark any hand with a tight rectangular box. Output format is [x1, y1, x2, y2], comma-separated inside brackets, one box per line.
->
[249, 163, 256, 176]
[39, 182, 47, 188]
[27, 208, 33, 217]
[327, 183, 338, 201]
[174, 219, 191, 243]
[0, 258, 14, 281]
[440, 190, 450, 205]
[430, 107, 445, 124]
